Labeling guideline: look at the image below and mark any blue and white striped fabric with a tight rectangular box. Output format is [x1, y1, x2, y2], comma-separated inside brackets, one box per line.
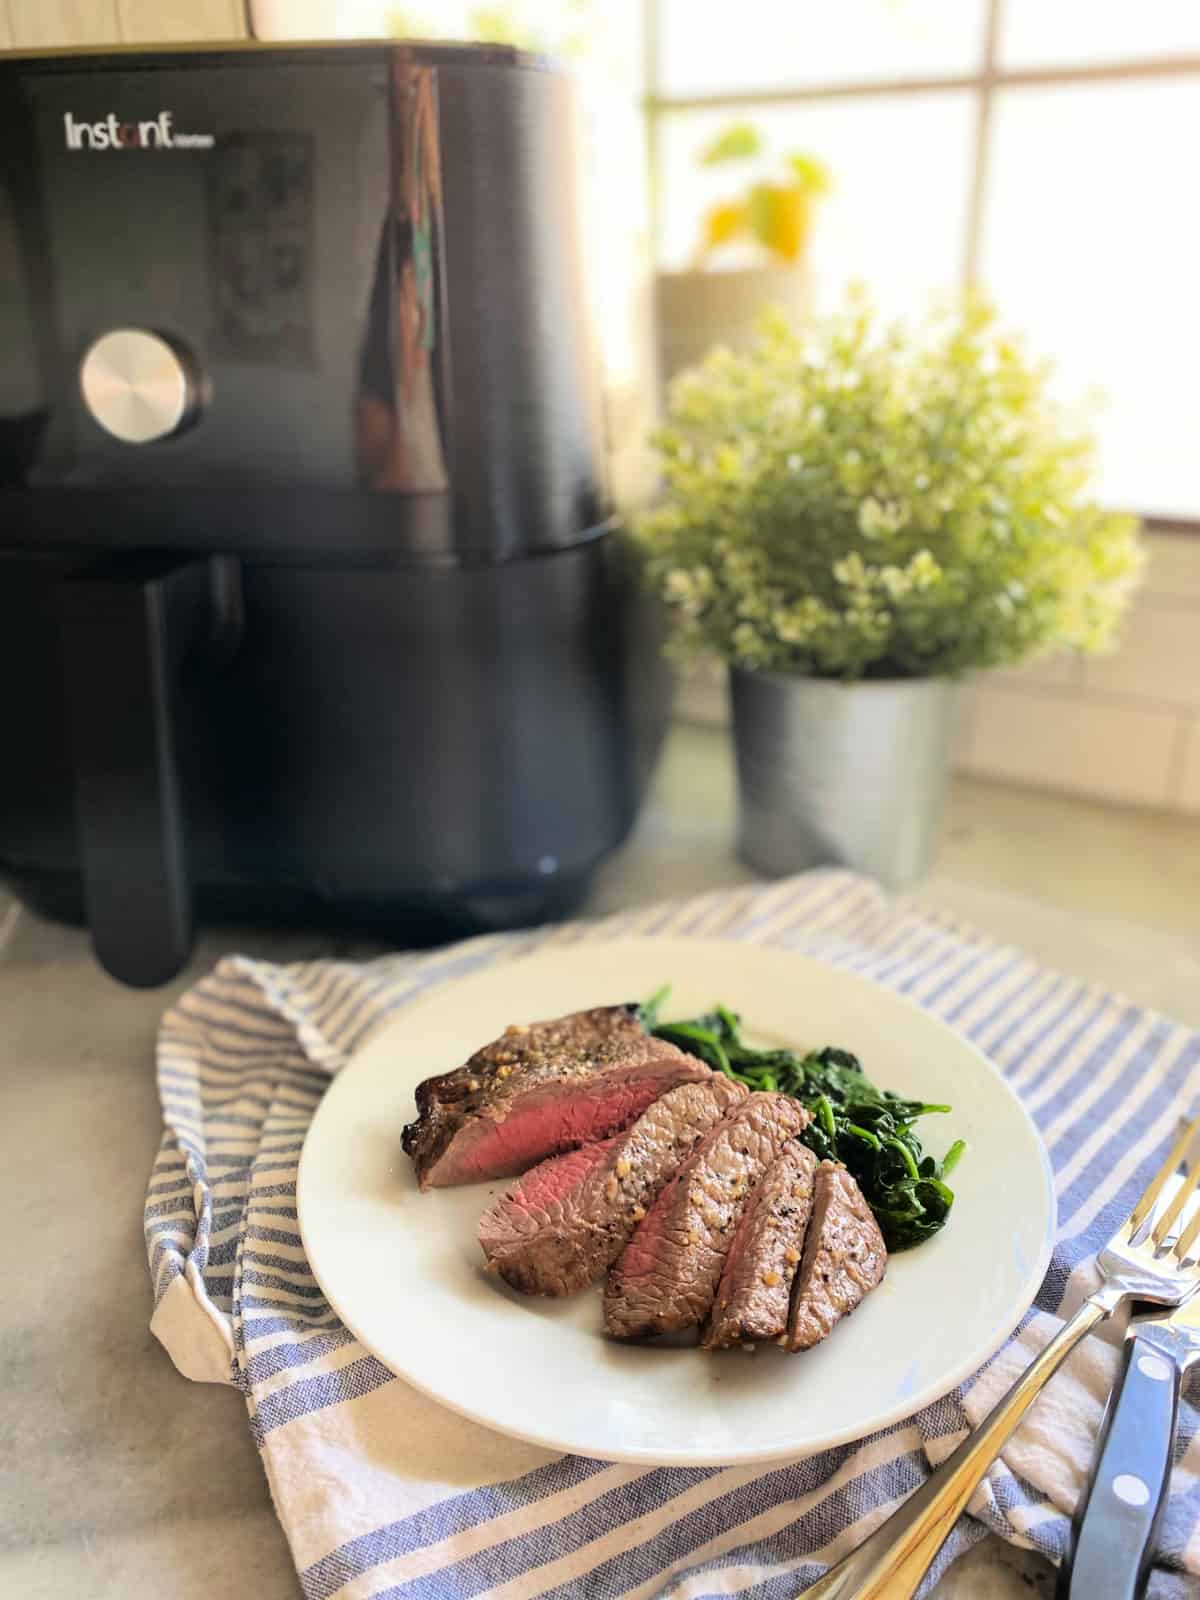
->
[144, 870, 1200, 1600]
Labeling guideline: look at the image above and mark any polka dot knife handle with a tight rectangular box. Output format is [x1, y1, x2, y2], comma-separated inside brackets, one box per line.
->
[1062, 1325, 1190, 1599]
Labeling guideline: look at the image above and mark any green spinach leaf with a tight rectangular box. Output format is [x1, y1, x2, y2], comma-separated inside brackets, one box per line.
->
[645, 996, 964, 1252]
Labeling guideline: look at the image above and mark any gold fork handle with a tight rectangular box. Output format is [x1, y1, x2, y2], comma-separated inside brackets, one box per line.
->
[803, 1297, 1111, 1600]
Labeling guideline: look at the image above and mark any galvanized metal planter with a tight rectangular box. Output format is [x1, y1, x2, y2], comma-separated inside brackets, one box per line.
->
[729, 666, 960, 889]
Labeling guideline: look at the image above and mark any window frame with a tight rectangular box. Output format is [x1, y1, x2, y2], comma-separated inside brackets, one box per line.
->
[642, 0, 1200, 532]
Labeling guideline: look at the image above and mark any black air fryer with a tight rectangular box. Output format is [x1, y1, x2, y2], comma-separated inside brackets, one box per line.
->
[0, 42, 668, 987]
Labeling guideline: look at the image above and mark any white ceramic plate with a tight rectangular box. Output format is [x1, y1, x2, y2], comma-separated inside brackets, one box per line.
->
[298, 939, 1055, 1466]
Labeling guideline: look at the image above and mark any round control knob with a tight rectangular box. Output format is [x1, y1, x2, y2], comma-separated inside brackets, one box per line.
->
[80, 328, 202, 445]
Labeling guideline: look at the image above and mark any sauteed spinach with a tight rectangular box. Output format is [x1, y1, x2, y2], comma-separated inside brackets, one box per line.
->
[639, 987, 964, 1251]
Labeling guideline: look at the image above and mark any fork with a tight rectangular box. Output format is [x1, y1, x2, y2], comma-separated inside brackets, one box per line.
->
[803, 1115, 1200, 1600]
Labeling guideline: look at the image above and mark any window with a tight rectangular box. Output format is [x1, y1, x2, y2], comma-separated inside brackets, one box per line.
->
[645, 0, 1200, 522]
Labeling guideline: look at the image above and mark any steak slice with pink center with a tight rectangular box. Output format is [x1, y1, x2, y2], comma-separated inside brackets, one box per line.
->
[604, 1092, 809, 1340]
[703, 1139, 818, 1350]
[782, 1162, 887, 1352]
[479, 1077, 748, 1296]
[402, 1004, 713, 1189]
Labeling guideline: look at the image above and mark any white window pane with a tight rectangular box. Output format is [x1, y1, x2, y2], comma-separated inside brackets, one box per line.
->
[656, 0, 984, 98]
[981, 80, 1200, 517]
[999, 0, 1200, 69]
[250, 0, 390, 37]
[656, 94, 974, 320]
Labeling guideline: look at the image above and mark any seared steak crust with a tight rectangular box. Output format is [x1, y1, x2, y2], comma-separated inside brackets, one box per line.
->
[783, 1162, 887, 1351]
[402, 1005, 711, 1189]
[604, 1092, 809, 1340]
[703, 1140, 818, 1349]
[479, 1077, 748, 1296]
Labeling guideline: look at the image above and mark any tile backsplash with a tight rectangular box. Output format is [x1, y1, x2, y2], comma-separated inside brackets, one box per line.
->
[8, 1, 118, 48]
[675, 531, 1200, 818]
[959, 531, 1200, 815]
[115, 1, 244, 41]
[960, 677, 1181, 809]
[3, 0, 244, 47]
[1180, 721, 1200, 813]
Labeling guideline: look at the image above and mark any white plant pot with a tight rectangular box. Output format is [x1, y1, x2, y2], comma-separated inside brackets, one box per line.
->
[655, 263, 811, 388]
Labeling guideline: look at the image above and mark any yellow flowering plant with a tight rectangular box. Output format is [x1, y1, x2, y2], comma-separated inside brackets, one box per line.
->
[635, 296, 1143, 679]
[694, 123, 831, 266]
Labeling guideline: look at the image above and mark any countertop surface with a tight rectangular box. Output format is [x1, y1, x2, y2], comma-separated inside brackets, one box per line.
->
[4, 720, 1199, 1600]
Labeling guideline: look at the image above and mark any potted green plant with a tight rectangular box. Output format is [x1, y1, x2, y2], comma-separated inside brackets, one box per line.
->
[635, 295, 1143, 887]
[657, 124, 830, 386]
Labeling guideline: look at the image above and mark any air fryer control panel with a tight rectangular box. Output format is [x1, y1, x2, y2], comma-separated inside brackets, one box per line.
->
[0, 45, 607, 559]
[3, 60, 392, 489]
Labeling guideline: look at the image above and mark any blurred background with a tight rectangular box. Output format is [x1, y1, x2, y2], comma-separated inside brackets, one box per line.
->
[3, 0, 1198, 823]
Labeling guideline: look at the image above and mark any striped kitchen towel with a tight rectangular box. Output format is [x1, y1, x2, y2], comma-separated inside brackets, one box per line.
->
[144, 869, 1200, 1600]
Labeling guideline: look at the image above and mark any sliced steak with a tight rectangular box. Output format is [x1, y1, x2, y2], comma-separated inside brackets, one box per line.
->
[782, 1162, 887, 1352]
[703, 1140, 818, 1350]
[604, 1092, 809, 1340]
[402, 1004, 712, 1189]
[479, 1077, 748, 1296]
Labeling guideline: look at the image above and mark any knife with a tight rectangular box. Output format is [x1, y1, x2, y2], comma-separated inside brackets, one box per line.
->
[1060, 1293, 1200, 1599]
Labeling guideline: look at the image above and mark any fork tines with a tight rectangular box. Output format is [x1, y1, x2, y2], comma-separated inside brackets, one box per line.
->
[1129, 1113, 1200, 1261]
